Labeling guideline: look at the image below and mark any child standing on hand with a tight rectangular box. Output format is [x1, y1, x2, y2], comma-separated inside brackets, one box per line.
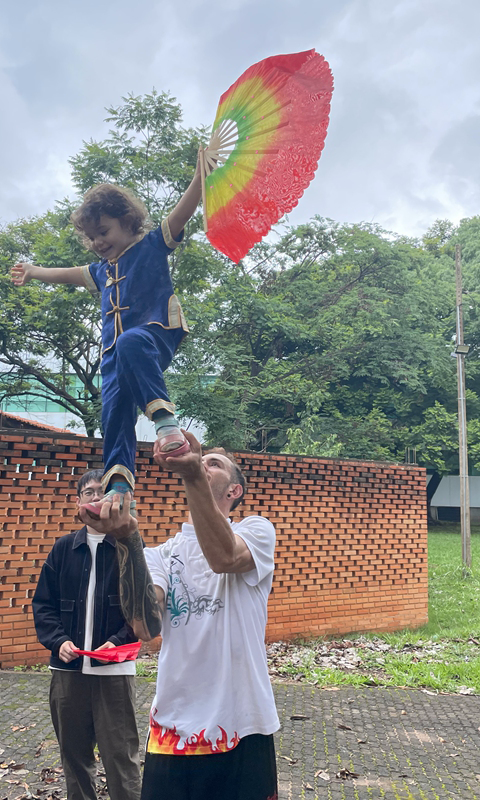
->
[11, 161, 202, 516]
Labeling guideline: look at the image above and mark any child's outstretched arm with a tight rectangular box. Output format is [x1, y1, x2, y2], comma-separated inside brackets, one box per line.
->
[167, 152, 203, 242]
[11, 263, 87, 288]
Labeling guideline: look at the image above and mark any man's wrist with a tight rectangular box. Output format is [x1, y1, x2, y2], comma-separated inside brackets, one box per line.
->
[115, 522, 139, 541]
[182, 469, 207, 488]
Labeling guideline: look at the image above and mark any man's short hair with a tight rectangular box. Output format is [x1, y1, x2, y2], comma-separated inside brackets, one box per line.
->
[204, 448, 246, 511]
[77, 469, 104, 496]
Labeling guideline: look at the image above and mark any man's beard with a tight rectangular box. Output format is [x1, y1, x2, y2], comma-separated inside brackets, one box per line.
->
[209, 477, 231, 504]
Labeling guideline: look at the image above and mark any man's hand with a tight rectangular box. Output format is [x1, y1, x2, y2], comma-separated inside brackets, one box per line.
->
[78, 493, 137, 539]
[153, 431, 204, 482]
[93, 640, 116, 664]
[59, 640, 78, 663]
[11, 262, 37, 286]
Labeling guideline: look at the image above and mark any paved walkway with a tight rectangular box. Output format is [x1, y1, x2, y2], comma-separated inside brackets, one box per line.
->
[1, 671, 480, 799]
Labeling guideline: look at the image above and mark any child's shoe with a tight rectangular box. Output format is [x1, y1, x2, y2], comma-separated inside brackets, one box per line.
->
[156, 427, 191, 459]
[81, 490, 137, 520]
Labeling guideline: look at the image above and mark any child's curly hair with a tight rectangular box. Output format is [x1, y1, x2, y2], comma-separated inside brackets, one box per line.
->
[71, 184, 151, 249]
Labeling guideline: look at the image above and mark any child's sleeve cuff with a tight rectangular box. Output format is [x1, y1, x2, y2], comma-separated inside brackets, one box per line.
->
[161, 219, 184, 250]
[80, 264, 101, 297]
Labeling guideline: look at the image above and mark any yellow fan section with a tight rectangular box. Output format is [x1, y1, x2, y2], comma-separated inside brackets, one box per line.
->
[201, 76, 284, 228]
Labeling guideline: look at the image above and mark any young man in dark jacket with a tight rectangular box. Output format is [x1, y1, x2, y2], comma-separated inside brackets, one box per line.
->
[32, 469, 141, 800]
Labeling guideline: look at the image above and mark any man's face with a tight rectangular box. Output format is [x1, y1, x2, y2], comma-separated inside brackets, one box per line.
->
[202, 453, 235, 504]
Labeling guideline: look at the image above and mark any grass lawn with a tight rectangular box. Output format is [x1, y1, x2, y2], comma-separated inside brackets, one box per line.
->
[268, 524, 480, 693]
[426, 524, 480, 637]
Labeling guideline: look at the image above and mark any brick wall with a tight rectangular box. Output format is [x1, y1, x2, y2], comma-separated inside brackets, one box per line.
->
[0, 430, 428, 667]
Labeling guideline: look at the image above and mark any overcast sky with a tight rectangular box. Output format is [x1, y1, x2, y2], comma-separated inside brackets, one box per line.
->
[2, 0, 479, 239]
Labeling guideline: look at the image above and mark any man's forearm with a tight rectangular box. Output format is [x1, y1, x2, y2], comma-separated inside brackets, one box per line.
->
[182, 475, 237, 570]
[116, 530, 162, 640]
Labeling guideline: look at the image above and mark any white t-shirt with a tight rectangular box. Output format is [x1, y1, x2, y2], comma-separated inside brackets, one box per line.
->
[82, 533, 135, 676]
[144, 516, 279, 755]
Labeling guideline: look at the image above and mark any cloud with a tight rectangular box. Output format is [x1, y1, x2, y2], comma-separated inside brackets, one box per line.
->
[1, 0, 480, 239]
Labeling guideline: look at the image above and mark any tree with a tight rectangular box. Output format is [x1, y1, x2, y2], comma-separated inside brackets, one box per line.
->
[171, 219, 458, 454]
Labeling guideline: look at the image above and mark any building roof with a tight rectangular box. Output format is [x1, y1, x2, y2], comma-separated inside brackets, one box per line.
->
[0, 411, 86, 436]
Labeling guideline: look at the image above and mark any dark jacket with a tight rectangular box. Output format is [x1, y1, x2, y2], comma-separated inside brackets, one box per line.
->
[32, 526, 137, 670]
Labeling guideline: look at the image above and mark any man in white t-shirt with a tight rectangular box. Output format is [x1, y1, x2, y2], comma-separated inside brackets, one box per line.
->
[79, 434, 279, 800]
[33, 470, 141, 800]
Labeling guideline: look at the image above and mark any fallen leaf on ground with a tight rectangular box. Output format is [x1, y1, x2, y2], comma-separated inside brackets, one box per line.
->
[290, 714, 309, 720]
[337, 723, 353, 731]
[11, 724, 36, 733]
[303, 783, 314, 791]
[280, 756, 297, 765]
[336, 768, 359, 780]
[357, 738, 367, 744]
[315, 769, 330, 781]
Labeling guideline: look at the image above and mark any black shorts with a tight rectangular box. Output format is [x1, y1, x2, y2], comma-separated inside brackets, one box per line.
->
[141, 733, 278, 800]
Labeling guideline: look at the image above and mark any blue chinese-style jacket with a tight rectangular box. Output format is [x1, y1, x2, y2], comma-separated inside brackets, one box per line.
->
[81, 220, 188, 357]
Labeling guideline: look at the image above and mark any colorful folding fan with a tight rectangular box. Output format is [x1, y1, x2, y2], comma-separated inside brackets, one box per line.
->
[72, 641, 142, 662]
[200, 49, 334, 263]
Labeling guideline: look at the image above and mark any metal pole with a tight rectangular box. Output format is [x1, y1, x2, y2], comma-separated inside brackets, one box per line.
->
[455, 244, 471, 571]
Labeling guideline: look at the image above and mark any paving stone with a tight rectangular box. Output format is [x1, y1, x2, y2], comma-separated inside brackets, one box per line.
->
[1, 674, 480, 799]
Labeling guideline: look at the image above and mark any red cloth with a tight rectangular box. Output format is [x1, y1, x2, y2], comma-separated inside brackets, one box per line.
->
[72, 641, 142, 662]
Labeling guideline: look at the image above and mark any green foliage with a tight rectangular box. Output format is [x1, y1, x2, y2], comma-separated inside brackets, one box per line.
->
[174, 217, 459, 456]
[409, 402, 458, 474]
[69, 90, 207, 232]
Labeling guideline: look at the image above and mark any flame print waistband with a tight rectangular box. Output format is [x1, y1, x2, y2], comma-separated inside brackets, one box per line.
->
[147, 719, 240, 756]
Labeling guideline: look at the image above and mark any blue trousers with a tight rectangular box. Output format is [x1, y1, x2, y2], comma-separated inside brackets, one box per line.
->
[101, 325, 185, 491]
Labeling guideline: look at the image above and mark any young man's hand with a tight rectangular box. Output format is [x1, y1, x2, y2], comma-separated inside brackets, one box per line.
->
[78, 493, 137, 539]
[59, 640, 79, 663]
[92, 641, 116, 664]
[11, 262, 37, 286]
[153, 431, 204, 482]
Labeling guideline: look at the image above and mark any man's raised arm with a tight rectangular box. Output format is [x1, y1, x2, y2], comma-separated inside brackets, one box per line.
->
[78, 495, 163, 641]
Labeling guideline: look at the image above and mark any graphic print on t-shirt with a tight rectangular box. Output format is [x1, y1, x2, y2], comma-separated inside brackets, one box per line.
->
[147, 715, 240, 755]
[167, 551, 224, 627]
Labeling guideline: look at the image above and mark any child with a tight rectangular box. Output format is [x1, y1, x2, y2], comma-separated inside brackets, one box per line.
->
[11, 161, 203, 516]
